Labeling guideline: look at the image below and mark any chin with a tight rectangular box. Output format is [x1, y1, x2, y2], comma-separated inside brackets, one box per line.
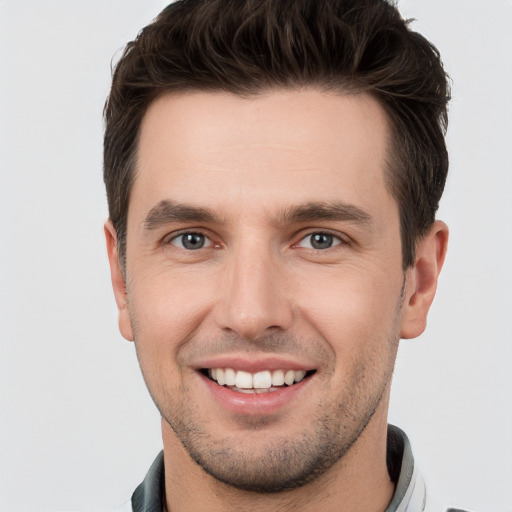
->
[163, 398, 377, 493]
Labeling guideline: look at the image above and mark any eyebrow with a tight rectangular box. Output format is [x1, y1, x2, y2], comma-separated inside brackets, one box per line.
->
[278, 202, 373, 226]
[144, 200, 216, 230]
[143, 199, 373, 230]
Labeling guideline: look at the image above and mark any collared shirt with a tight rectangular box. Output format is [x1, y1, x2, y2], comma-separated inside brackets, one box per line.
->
[121, 425, 468, 512]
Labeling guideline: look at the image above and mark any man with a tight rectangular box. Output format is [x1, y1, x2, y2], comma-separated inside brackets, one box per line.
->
[103, 1, 463, 510]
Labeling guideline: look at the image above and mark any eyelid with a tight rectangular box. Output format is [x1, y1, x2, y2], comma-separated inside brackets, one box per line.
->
[161, 228, 350, 250]
[165, 230, 216, 249]
[294, 230, 348, 249]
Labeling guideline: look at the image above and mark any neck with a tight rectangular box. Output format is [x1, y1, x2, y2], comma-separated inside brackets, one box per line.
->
[161, 406, 394, 512]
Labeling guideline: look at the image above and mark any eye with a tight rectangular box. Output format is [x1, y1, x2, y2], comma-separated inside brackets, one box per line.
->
[170, 232, 213, 250]
[297, 232, 342, 250]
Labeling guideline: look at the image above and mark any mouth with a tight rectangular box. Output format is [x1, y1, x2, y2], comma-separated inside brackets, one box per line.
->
[201, 367, 317, 394]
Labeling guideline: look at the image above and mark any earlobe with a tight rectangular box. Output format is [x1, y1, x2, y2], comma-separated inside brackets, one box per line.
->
[400, 221, 449, 339]
[104, 220, 134, 342]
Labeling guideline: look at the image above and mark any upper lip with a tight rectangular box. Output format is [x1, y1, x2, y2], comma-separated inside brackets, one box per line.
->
[193, 355, 316, 373]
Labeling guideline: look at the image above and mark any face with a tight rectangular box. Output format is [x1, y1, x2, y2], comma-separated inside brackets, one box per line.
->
[107, 89, 424, 492]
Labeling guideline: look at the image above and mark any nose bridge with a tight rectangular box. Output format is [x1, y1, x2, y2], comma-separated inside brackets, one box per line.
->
[216, 236, 292, 339]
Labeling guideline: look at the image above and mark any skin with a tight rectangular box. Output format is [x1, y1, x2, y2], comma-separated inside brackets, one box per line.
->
[106, 89, 448, 511]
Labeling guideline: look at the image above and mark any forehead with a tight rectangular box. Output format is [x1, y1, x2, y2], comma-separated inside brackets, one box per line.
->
[133, 89, 395, 223]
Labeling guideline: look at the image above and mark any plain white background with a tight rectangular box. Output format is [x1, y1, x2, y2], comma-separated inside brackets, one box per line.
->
[1, 1, 511, 511]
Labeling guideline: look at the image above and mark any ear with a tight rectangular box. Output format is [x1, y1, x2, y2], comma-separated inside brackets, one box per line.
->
[400, 220, 449, 339]
[104, 220, 134, 342]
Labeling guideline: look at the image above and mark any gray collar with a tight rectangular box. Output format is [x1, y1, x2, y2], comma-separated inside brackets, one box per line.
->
[385, 425, 427, 511]
[131, 451, 165, 512]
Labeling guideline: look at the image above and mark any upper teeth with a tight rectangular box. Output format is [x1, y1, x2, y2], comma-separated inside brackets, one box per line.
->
[209, 368, 307, 389]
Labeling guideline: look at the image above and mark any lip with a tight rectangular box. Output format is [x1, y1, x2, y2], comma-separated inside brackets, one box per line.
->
[196, 367, 314, 417]
[193, 355, 317, 415]
[194, 355, 314, 374]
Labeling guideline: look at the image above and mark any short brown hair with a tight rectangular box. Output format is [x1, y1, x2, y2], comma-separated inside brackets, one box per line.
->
[104, 0, 450, 269]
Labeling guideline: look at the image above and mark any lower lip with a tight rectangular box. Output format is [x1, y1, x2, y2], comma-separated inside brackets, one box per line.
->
[200, 372, 312, 416]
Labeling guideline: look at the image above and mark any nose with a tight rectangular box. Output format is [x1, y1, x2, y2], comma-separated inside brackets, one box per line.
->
[214, 241, 293, 341]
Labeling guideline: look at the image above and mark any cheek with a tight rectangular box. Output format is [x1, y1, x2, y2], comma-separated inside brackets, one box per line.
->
[126, 276, 205, 400]
[295, 268, 403, 355]
[127, 266, 218, 353]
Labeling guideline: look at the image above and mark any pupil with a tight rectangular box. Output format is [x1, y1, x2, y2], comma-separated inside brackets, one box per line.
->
[183, 233, 204, 250]
[311, 233, 332, 249]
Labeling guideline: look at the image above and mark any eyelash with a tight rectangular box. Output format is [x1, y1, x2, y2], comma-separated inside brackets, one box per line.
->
[167, 231, 215, 250]
[295, 231, 345, 250]
[165, 230, 347, 251]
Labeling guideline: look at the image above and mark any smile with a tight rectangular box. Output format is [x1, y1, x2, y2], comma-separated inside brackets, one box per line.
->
[204, 368, 315, 393]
